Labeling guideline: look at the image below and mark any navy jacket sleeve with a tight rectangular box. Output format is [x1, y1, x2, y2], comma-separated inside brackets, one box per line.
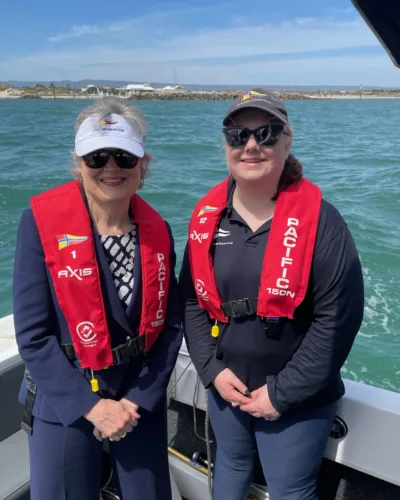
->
[178, 243, 226, 388]
[122, 222, 183, 411]
[13, 209, 101, 426]
[267, 206, 364, 414]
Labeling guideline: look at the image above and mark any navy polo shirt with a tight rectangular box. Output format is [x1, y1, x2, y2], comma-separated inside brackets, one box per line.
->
[179, 184, 364, 414]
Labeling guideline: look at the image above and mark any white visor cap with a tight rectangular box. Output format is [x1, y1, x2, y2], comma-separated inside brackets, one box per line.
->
[75, 113, 145, 158]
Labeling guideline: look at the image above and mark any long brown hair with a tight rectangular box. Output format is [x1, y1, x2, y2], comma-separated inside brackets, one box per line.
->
[272, 153, 303, 201]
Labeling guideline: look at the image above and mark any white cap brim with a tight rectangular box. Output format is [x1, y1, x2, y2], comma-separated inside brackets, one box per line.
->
[75, 136, 144, 158]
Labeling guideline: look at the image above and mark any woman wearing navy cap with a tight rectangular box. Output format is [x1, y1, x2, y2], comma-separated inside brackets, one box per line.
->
[179, 89, 364, 500]
[13, 97, 182, 500]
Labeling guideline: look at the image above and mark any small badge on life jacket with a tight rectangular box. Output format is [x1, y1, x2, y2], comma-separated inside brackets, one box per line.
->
[211, 320, 219, 338]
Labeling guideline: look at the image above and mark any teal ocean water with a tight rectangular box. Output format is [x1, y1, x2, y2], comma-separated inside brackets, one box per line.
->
[0, 98, 399, 393]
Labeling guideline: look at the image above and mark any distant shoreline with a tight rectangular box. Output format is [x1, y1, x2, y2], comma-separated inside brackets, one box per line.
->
[1, 88, 400, 101]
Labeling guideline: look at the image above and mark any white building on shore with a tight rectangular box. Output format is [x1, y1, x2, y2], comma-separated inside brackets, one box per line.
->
[124, 83, 156, 92]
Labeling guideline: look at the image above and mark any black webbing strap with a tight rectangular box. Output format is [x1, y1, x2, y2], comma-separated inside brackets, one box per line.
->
[221, 298, 258, 318]
[220, 299, 284, 338]
[21, 369, 37, 435]
[61, 335, 146, 366]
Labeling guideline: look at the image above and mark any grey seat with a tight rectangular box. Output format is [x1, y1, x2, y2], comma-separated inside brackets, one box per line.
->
[0, 431, 29, 500]
[0, 354, 30, 500]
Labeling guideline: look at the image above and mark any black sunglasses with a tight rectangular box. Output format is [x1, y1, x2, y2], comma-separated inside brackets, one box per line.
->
[82, 149, 139, 169]
[223, 124, 284, 148]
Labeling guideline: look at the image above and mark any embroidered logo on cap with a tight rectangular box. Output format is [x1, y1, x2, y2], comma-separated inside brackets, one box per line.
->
[240, 90, 266, 102]
[97, 114, 124, 132]
[100, 118, 117, 126]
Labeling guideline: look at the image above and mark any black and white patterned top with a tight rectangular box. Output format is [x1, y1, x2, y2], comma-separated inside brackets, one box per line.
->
[100, 226, 136, 308]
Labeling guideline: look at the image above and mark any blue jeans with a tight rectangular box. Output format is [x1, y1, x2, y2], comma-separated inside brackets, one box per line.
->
[208, 387, 337, 500]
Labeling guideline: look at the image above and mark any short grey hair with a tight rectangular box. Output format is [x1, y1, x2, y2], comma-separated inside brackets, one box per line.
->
[72, 96, 151, 188]
[75, 96, 147, 137]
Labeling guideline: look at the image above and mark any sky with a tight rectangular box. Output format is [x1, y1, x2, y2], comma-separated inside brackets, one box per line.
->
[1, 0, 399, 87]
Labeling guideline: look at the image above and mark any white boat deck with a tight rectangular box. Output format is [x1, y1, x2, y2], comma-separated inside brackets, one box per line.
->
[0, 315, 18, 362]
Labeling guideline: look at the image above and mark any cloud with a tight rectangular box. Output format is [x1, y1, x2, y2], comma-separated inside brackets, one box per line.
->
[2, 13, 398, 85]
[47, 19, 140, 42]
[293, 17, 315, 25]
[47, 11, 175, 44]
[157, 19, 379, 60]
[67, 19, 379, 70]
[177, 55, 400, 86]
[2, 47, 399, 87]
[48, 25, 104, 42]
[45, 16, 380, 60]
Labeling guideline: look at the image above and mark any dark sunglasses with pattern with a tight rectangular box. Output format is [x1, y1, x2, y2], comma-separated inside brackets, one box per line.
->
[223, 124, 285, 148]
[82, 149, 140, 169]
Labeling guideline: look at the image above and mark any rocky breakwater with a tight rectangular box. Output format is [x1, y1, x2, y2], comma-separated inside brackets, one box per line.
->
[128, 90, 313, 101]
[18, 94, 42, 99]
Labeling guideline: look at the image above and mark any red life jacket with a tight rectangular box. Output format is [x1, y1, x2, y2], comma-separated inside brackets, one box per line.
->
[30, 181, 170, 370]
[188, 176, 322, 322]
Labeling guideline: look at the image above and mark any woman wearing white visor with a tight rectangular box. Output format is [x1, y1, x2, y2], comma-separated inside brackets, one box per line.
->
[13, 97, 182, 499]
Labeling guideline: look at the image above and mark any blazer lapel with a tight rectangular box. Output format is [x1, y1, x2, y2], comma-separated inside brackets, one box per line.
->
[93, 233, 133, 336]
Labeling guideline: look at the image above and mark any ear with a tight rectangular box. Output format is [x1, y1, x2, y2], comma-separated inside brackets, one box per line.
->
[74, 155, 84, 181]
[285, 134, 292, 154]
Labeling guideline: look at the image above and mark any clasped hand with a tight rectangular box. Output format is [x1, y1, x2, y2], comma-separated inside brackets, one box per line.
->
[85, 398, 140, 442]
[213, 368, 280, 421]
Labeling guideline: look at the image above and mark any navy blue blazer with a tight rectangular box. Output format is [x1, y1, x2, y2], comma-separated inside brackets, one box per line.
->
[13, 207, 183, 427]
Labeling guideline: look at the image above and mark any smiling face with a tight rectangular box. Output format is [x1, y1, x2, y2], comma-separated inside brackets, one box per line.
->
[224, 108, 291, 188]
[77, 148, 142, 204]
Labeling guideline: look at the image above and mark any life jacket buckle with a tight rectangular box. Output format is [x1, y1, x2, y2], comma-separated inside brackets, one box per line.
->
[112, 335, 145, 365]
[221, 297, 258, 318]
[60, 335, 146, 367]
[113, 347, 123, 365]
